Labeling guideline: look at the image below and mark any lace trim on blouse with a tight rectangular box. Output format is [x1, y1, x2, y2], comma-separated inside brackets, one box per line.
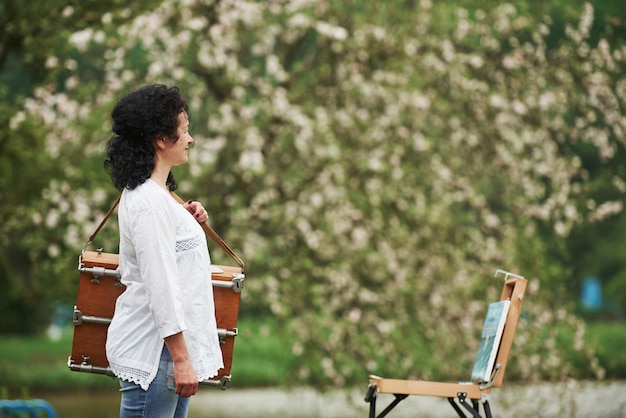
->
[175, 235, 203, 253]
[110, 362, 153, 391]
[175, 216, 203, 253]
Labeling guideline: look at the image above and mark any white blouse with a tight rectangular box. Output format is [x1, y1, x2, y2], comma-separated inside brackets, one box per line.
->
[106, 179, 223, 390]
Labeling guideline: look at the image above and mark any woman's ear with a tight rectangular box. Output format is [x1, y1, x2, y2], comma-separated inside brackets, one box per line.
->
[155, 137, 167, 150]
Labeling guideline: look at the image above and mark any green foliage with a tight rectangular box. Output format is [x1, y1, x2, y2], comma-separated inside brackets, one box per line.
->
[584, 322, 626, 378]
[0, 0, 161, 333]
[229, 317, 297, 387]
[569, 208, 626, 312]
[3, 0, 626, 386]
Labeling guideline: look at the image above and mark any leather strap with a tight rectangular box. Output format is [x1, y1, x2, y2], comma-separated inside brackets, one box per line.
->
[170, 192, 244, 270]
[82, 195, 121, 253]
[83, 192, 244, 271]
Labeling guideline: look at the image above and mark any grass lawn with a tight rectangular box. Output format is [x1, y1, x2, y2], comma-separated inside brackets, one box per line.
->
[582, 321, 626, 378]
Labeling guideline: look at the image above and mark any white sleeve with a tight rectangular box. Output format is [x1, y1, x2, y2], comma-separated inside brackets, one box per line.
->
[131, 195, 188, 339]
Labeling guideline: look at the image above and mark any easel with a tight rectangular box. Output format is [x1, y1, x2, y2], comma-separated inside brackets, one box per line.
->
[365, 270, 527, 418]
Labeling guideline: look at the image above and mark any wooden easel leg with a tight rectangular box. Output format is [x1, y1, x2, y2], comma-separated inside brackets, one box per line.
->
[447, 393, 493, 418]
[365, 384, 377, 402]
[447, 397, 467, 417]
[377, 394, 408, 418]
[364, 386, 408, 418]
[472, 399, 480, 411]
[483, 399, 493, 418]
[365, 384, 377, 418]
[457, 393, 482, 418]
[368, 397, 377, 418]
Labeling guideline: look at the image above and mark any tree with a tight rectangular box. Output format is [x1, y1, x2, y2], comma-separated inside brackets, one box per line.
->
[0, 0, 161, 333]
[7, 0, 623, 385]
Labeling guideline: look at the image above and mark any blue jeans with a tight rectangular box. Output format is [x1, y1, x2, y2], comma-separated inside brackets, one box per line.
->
[119, 345, 190, 418]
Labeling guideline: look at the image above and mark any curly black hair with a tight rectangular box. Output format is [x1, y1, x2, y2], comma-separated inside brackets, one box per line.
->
[104, 84, 189, 191]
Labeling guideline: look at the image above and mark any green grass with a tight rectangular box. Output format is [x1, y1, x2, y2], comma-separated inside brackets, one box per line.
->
[583, 321, 626, 378]
[0, 327, 119, 397]
[229, 317, 295, 386]
[0, 318, 624, 397]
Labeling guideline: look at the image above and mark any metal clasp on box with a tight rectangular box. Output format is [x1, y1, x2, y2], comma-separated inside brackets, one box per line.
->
[67, 356, 115, 377]
[201, 375, 231, 390]
[72, 308, 111, 326]
[212, 274, 245, 293]
[78, 264, 122, 285]
[217, 328, 238, 344]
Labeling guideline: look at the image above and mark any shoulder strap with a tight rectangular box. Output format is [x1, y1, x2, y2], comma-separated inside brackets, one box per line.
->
[83, 192, 245, 271]
[170, 191, 245, 271]
[82, 195, 121, 253]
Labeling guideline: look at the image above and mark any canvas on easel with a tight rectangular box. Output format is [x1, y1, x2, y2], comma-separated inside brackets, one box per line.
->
[470, 300, 510, 382]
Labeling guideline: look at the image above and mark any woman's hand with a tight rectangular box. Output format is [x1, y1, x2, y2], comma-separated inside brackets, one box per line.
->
[172, 357, 199, 398]
[184, 200, 209, 224]
[165, 333, 199, 398]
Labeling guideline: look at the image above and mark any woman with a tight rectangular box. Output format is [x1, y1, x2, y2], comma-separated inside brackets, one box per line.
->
[104, 84, 223, 418]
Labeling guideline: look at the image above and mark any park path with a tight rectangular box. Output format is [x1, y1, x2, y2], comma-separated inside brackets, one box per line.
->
[189, 380, 626, 418]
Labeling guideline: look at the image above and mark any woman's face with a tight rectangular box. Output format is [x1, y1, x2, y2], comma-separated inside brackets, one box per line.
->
[160, 111, 194, 167]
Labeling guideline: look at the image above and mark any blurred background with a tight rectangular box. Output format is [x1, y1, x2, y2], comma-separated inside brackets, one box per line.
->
[1, 0, 625, 416]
